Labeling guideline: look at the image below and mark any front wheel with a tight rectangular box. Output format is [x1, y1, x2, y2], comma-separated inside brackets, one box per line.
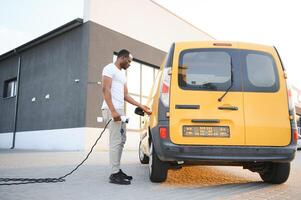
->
[149, 142, 168, 182]
[259, 162, 290, 184]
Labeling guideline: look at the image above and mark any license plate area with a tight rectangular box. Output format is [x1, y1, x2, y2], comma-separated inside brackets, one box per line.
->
[183, 126, 230, 137]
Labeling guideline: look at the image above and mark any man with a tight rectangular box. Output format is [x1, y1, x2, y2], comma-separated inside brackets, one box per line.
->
[101, 49, 152, 185]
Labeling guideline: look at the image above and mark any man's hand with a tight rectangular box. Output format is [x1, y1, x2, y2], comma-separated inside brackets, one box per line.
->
[111, 110, 121, 121]
[141, 105, 152, 115]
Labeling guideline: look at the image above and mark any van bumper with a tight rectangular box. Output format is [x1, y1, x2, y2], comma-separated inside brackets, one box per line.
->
[152, 129, 296, 163]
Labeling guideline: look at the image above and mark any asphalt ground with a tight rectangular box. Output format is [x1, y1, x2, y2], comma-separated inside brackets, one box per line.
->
[1, 150, 301, 200]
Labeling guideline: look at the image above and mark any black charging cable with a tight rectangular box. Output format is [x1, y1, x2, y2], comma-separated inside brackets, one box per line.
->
[0, 119, 112, 186]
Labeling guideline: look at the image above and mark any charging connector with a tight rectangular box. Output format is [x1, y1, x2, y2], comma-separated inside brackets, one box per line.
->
[120, 116, 129, 123]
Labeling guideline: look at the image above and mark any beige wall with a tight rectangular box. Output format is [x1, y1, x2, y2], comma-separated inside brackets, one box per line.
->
[84, 0, 214, 51]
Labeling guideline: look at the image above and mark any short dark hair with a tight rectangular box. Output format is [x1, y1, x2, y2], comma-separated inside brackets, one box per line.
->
[117, 49, 130, 58]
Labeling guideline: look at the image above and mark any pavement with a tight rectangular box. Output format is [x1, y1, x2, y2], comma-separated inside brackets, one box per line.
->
[1, 150, 301, 200]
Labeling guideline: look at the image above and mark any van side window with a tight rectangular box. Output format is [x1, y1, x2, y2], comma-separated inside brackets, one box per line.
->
[178, 50, 232, 91]
[244, 52, 279, 92]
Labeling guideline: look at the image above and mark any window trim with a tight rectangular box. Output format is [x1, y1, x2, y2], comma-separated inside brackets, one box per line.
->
[3, 77, 17, 99]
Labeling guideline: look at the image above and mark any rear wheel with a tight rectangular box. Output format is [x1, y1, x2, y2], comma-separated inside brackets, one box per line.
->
[139, 141, 149, 164]
[259, 162, 290, 184]
[149, 142, 168, 182]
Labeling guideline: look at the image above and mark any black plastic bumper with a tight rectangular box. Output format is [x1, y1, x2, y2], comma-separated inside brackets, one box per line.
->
[152, 127, 296, 163]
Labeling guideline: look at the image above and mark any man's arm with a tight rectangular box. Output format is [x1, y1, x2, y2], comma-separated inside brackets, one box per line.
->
[102, 75, 121, 121]
[124, 84, 152, 115]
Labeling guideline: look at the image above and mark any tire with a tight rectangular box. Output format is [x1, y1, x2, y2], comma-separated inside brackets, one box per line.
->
[139, 141, 149, 164]
[259, 162, 290, 184]
[149, 142, 168, 182]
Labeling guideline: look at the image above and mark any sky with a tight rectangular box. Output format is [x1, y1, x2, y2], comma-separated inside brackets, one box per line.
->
[1, 0, 301, 88]
[152, 0, 301, 89]
[0, 0, 83, 55]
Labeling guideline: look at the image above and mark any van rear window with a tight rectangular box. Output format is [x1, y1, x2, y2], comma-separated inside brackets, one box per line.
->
[178, 50, 232, 91]
[243, 51, 279, 92]
[178, 49, 279, 92]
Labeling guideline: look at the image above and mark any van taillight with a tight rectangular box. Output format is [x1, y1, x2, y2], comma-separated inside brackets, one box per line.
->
[294, 130, 298, 143]
[160, 68, 171, 107]
[159, 127, 168, 139]
[162, 83, 169, 93]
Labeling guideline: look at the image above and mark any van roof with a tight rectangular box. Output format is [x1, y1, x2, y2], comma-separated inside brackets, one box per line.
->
[174, 41, 275, 52]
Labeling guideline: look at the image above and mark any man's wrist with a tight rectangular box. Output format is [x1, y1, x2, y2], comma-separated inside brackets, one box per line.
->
[109, 108, 117, 114]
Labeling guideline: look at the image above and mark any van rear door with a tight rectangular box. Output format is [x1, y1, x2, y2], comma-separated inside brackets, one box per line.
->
[169, 44, 245, 145]
[241, 48, 291, 146]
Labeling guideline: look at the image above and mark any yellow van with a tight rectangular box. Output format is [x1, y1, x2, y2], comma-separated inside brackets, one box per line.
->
[138, 41, 298, 184]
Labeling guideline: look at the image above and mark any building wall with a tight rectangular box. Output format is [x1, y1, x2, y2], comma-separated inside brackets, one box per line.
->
[85, 21, 166, 129]
[82, 21, 166, 151]
[84, 0, 214, 52]
[0, 24, 89, 135]
[1, 1, 214, 150]
[0, 21, 166, 150]
[0, 57, 18, 133]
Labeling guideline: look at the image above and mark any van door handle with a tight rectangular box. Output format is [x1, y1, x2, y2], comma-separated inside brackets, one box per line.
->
[175, 105, 200, 109]
[218, 106, 238, 110]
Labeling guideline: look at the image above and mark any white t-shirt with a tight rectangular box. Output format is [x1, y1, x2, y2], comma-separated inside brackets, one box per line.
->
[101, 63, 126, 110]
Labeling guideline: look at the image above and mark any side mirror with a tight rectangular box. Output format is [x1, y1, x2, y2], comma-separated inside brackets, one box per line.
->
[134, 107, 145, 116]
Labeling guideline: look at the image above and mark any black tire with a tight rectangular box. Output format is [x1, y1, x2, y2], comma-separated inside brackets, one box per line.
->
[259, 162, 290, 184]
[139, 141, 149, 164]
[149, 142, 168, 182]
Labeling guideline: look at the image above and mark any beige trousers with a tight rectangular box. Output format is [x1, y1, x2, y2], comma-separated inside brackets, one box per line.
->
[102, 109, 127, 174]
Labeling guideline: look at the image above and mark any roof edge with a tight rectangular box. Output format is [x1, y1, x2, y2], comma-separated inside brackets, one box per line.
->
[0, 18, 83, 61]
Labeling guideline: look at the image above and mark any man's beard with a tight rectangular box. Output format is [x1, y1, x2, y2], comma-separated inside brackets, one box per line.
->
[121, 63, 128, 70]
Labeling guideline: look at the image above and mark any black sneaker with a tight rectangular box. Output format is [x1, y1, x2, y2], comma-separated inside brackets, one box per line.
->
[118, 169, 133, 181]
[109, 173, 131, 185]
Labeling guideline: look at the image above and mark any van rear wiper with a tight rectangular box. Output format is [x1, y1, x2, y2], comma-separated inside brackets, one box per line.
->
[218, 58, 233, 102]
